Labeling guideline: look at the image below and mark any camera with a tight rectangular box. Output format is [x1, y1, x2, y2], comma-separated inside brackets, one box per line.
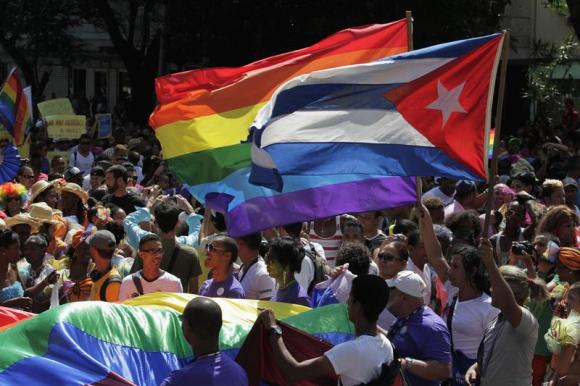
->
[511, 241, 534, 255]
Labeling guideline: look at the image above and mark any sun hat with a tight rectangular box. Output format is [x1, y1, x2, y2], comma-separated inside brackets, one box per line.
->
[60, 182, 88, 203]
[28, 202, 58, 224]
[5, 213, 41, 232]
[29, 180, 54, 203]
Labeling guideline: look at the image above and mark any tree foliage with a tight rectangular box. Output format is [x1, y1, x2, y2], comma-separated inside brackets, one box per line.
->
[525, 36, 578, 130]
[0, 0, 81, 102]
[545, 0, 580, 41]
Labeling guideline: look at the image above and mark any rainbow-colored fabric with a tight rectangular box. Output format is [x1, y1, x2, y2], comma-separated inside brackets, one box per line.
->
[0, 293, 354, 385]
[0, 68, 31, 146]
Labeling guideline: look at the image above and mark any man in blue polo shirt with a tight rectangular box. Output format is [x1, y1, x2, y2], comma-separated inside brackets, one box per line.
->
[160, 297, 248, 386]
[387, 271, 451, 386]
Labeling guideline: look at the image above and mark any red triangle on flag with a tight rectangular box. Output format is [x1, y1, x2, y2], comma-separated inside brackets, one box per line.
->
[384, 34, 503, 179]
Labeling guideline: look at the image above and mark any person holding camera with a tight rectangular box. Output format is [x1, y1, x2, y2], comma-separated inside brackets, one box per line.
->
[490, 201, 527, 265]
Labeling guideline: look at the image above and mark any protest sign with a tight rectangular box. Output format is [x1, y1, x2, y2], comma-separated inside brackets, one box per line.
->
[38, 98, 74, 117]
[45, 115, 86, 139]
[96, 114, 112, 138]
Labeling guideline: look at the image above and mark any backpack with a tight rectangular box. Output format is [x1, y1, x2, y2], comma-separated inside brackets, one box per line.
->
[306, 242, 331, 293]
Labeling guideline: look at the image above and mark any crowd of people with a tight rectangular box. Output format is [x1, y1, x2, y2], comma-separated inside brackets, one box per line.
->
[0, 104, 580, 386]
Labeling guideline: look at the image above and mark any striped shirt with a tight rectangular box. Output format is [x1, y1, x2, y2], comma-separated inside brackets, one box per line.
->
[309, 217, 342, 267]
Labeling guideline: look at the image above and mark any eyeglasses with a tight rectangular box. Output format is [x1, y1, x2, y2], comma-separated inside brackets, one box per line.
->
[141, 248, 163, 255]
[21, 175, 34, 179]
[378, 253, 398, 261]
[6, 197, 21, 202]
[206, 243, 226, 253]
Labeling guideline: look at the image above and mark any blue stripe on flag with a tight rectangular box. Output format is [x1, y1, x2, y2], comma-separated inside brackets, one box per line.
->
[261, 142, 483, 181]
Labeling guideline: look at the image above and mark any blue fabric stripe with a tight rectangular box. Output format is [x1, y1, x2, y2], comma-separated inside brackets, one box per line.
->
[381, 33, 501, 61]
[270, 83, 398, 120]
[262, 142, 483, 181]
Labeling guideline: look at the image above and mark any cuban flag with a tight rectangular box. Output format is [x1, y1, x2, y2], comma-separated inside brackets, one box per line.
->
[250, 33, 505, 191]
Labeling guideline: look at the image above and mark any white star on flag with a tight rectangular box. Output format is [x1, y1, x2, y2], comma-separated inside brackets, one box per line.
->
[426, 80, 467, 128]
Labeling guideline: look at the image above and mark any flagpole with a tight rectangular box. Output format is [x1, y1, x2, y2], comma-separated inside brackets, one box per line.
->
[483, 30, 510, 236]
[405, 11, 422, 202]
[406, 10, 413, 51]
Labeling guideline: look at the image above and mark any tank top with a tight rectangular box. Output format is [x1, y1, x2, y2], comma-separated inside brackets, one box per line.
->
[494, 229, 525, 265]
[309, 216, 342, 267]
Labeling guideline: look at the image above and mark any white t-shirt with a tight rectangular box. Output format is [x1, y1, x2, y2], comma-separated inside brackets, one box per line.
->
[69, 150, 95, 176]
[118, 270, 182, 301]
[444, 283, 500, 359]
[423, 186, 455, 206]
[406, 258, 432, 305]
[325, 334, 393, 386]
[295, 254, 315, 292]
[444, 200, 465, 218]
[237, 258, 275, 300]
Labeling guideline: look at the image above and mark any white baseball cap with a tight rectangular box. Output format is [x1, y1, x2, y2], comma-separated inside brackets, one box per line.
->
[386, 271, 427, 298]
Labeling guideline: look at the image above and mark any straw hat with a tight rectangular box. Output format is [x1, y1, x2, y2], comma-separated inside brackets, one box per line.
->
[29, 180, 54, 203]
[5, 213, 41, 231]
[60, 182, 88, 203]
[28, 202, 58, 224]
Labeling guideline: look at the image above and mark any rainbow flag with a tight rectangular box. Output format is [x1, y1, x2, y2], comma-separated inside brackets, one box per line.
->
[0, 293, 354, 385]
[149, 19, 408, 187]
[0, 68, 32, 146]
[488, 128, 495, 160]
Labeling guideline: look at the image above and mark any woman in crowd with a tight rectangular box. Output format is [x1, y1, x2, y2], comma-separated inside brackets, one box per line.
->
[266, 236, 311, 307]
[418, 204, 499, 385]
[0, 182, 27, 218]
[58, 182, 89, 230]
[537, 206, 578, 248]
[0, 230, 31, 310]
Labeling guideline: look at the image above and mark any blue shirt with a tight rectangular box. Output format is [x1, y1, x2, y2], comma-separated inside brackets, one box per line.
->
[199, 274, 245, 299]
[160, 352, 248, 386]
[272, 281, 312, 307]
[388, 306, 451, 386]
[0, 281, 24, 304]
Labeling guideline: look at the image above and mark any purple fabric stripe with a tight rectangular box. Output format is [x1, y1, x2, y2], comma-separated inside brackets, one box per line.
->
[224, 176, 416, 237]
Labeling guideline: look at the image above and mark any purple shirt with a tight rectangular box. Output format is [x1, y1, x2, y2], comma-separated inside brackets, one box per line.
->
[389, 306, 451, 386]
[160, 352, 248, 386]
[272, 281, 312, 307]
[199, 274, 246, 299]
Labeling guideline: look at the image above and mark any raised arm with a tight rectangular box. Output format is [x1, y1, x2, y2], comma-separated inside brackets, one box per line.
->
[479, 238, 522, 327]
[416, 204, 449, 283]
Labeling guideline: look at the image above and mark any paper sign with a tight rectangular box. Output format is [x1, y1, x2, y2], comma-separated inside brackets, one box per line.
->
[38, 98, 74, 117]
[45, 115, 86, 139]
[96, 114, 112, 138]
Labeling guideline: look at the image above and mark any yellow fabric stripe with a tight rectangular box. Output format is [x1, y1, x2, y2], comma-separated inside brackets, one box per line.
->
[156, 102, 266, 159]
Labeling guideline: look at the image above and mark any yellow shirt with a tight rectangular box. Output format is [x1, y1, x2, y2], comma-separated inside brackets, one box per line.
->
[89, 266, 121, 302]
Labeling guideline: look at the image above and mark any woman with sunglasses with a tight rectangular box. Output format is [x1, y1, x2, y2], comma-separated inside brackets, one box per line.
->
[266, 236, 311, 307]
[417, 204, 499, 386]
[0, 182, 27, 218]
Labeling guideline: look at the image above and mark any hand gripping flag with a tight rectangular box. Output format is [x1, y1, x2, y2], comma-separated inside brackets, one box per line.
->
[0, 68, 32, 146]
[250, 33, 505, 191]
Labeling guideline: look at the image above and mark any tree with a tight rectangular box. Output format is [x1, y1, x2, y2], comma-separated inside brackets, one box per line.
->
[78, 0, 164, 125]
[0, 0, 80, 103]
[546, 0, 580, 41]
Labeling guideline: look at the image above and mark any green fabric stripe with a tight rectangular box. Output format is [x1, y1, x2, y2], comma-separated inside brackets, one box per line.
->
[165, 143, 251, 186]
[284, 304, 354, 335]
[0, 92, 16, 110]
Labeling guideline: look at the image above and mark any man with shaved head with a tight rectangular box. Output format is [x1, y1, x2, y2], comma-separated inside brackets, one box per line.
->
[160, 297, 248, 385]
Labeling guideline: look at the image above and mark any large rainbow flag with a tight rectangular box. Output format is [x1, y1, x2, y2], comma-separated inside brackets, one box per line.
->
[0, 293, 354, 385]
[0, 68, 32, 146]
[149, 19, 408, 188]
[150, 20, 417, 237]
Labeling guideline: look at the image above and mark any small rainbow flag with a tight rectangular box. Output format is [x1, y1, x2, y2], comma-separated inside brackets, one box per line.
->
[0, 68, 32, 146]
[488, 128, 495, 160]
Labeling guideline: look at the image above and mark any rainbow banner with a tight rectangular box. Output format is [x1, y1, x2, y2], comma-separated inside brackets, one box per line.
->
[0, 68, 32, 146]
[149, 19, 408, 188]
[488, 128, 495, 160]
[0, 293, 354, 385]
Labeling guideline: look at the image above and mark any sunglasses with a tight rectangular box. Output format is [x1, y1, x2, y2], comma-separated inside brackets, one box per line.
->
[206, 243, 226, 253]
[141, 248, 163, 255]
[6, 196, 21, 202]
[378, 253, 399, 261]
[21, 175, 34, 179]
[80, 141, 90, 145]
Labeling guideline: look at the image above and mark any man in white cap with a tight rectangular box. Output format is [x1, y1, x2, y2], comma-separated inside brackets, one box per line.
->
[387, 271, 451, 386]
[88, 230, 121, 302]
